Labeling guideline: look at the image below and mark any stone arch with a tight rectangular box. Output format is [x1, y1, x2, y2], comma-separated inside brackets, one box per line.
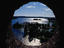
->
[7, 0, 59, 48]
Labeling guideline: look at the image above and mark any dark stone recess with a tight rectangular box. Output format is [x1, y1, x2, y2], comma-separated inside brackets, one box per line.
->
[0, 0, 62, 48]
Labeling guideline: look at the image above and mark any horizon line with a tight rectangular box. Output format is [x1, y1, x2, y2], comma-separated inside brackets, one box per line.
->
[13, 16, 55, 18]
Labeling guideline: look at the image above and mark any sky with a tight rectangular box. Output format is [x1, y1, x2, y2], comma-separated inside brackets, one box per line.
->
[14, 2, 55, 17]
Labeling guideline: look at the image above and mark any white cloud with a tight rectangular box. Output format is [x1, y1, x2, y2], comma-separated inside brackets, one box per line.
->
[45, 8, 51, 11]
[40, 3, 46, 6]
[26, 5, 36, 8]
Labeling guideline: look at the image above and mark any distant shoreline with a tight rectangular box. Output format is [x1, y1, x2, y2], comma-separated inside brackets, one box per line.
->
[12, 16, 55, 18]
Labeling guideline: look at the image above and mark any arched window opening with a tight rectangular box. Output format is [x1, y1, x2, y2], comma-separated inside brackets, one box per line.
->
[11, 2, 56, 47]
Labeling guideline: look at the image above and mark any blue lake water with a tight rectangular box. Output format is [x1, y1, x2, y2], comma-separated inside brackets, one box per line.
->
[12, 28, 24, 40]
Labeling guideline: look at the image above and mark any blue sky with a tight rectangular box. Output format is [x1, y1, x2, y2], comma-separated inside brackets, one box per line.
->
[14, 2, 55, 17]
